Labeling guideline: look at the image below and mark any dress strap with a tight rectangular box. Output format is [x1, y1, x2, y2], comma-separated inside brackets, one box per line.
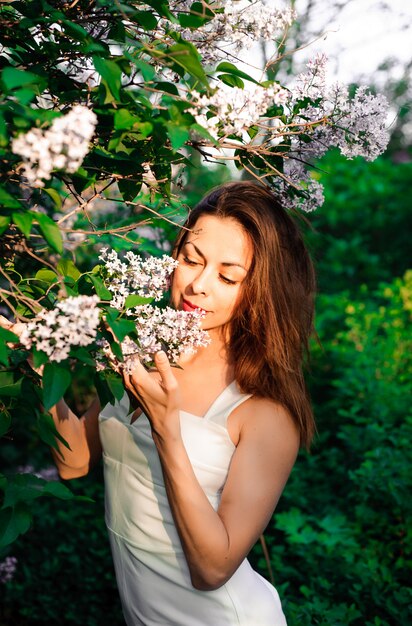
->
[204, 381, 253, 428]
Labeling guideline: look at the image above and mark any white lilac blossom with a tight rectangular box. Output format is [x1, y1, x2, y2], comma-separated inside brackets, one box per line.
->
[11, 105, 97, 187]
[97, 304, 210, 372]
[0, 557, 18, 584]
[289, 55, 390, 162]
[16, 464, 60, 481]
[20, 295, 100, 362]
[292, 52, 328, 101]
[190, 84, 289, 137]
[167, 1, 296, 64]
[99, 248, 178, 310]
[277, 161, 325, 213]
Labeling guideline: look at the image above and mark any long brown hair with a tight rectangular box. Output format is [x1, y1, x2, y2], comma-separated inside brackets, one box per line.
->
[174, 181, 316, 449]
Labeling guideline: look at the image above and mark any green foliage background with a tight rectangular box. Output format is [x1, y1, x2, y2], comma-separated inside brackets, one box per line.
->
[0, 0, 410, 624]
[1, 152, 411, 625]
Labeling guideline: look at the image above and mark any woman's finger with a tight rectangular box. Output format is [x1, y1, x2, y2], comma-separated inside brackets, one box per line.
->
[154, 351, 178, 392]
[128, 358, 150, 391]
[0, 315, 13, 330]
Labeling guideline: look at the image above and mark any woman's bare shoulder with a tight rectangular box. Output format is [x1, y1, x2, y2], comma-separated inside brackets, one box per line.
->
[237, 395, 300, 451]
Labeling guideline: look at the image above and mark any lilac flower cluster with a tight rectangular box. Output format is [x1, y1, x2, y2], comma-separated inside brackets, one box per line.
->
[0, 557, 18, 584]
[16, 464, 60, 481]
[168, 1, 296, 64]
[11, 105, 97, 187]
[190, 84, 289, 138]
[98, 304, 210, 372]
[20, 295, 100, 362]
[269, 53, 390, 211]
[290, 54, 390, 162]
[99, 248, 179, 310]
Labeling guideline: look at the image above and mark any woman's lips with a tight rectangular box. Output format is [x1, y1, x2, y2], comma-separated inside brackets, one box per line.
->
[182, 299, 209, 313]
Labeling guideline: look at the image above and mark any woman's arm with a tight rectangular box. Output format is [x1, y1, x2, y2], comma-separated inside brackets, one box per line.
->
[124, 352, 300, 591]
[49, 397, 102, 480]
[0, 315, 102, 480]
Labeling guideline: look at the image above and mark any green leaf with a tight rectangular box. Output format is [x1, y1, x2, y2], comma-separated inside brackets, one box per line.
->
[218, 73, 245, 89]
[13, 87, 37, 105]
[32, 212, 63, 254]
[132, 10, 158, 31]
[142, 0, 174, 20]
[0, 215, 11, 236]
[109, 340, 123, 361]
[94, 372, 115, 407]
[89, 274, 112, 300]
[114, 109, 141, 130]
[216, 62, 261, 85]
[70, 347, 96, 366]
[43, 481, 76, 500]
[42, 364, 72, 411]
[166, 123, 190, 150]
[168, 42, 209, 87]
[2, 473, 45, 508]
[37, 411, 72, 452]
[124, 294, 153, 309]
[0, 187, 23, 209]
[134, 58, 156, 81]
[178, 1, 215, 27]
[12, 211, 33, 238]
[0, 381, 22, 398]
[35, 268, 58, 284]
[0, 327, 19, 367]
[93, 56, 122, 100]
[43, 187, 62, 210]
[0, 504, 31, 548]
[57, 259, 81, 281]
[0, 111, 8, 147]
[190, 123, 219, 145]
[1, 67, 39, 90]
[32, 348, 49, 370]
[105, 372, 125, 402]
[0, 372, 14, 387]
[60, 19, 89, 42]
[105, 317, 136, 343]
[0, 327, 18, 344]
[0, 412, 11, 438]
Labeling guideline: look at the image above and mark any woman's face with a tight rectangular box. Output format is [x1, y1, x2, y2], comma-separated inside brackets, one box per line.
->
[171, 215, 253, 335]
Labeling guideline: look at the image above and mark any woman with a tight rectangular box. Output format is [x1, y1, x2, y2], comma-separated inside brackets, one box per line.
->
[9, 181, 316, 625]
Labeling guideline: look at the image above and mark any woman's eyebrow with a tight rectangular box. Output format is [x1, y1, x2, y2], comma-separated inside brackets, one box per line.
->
[185, 240, 247, 271]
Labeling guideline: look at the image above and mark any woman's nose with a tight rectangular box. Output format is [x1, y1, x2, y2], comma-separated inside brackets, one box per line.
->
[190, 268, 210, 295]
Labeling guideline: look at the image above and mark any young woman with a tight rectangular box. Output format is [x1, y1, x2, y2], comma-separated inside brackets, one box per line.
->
[6, 181, 316, 625]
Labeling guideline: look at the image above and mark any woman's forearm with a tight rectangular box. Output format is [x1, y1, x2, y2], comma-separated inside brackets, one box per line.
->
[49, 397, 101, 479]
[152, 424, 233, 591]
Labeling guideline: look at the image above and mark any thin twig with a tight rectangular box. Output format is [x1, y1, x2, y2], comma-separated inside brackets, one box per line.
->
[259, 534, 275, 586]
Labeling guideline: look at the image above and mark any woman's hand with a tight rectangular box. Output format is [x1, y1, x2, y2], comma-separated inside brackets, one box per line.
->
[0, 315, 25, 338]
[0, 315, 44, 376]
[123, 351, 181, 441]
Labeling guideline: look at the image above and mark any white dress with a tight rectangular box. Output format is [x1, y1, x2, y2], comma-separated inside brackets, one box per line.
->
[99, 381, 287, 626]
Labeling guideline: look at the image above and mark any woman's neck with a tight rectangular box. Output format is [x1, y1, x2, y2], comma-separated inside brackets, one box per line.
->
[177, 328, 230, 369]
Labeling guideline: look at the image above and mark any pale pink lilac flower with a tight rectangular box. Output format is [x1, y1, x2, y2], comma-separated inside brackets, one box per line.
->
[273, 160, 325, 213]
[98, 304, 210, 371]
[99, 248, 178, 309]
[16, 464, 60, 481]
[20, 295, 100, 362]
[167, 1, 296, 64]
[190, 84, 289, 137]
[0, 557, 18, 584]
[289, 56, 390, 162]
[11, 105, 97, 187]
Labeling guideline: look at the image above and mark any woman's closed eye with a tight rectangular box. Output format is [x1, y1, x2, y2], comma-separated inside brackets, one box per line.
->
[182, 255, 198, 266]
[219, 275, 237, 285]
[182, 256, 237, 285]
